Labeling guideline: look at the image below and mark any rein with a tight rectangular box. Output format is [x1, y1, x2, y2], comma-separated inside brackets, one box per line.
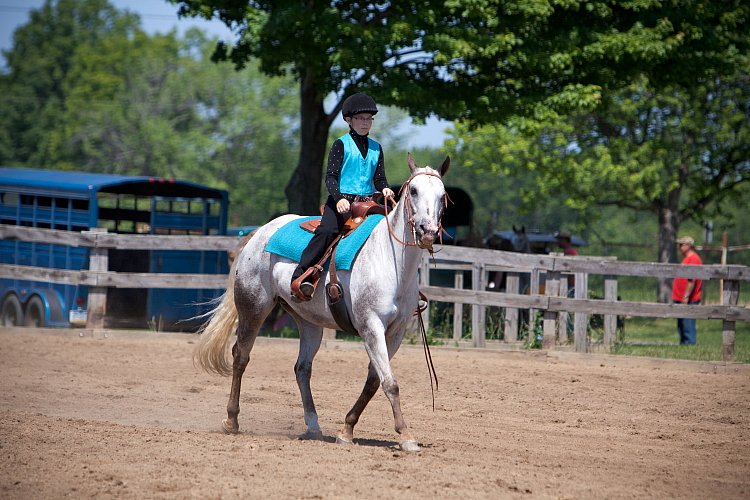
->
[416, 291, 438, 410]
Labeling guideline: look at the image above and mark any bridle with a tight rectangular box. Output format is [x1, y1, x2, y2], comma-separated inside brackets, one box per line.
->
[383, 170, 449, 252]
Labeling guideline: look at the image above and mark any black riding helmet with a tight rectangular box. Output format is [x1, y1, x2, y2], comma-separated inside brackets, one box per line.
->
[342, 92, 378, 118]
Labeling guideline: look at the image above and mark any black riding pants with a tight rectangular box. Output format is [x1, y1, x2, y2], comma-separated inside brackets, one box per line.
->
[292, 196, 348, 281]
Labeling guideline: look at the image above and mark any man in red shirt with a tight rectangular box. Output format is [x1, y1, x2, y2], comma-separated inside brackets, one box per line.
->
[671, 235, 703, 345]
[555, 230, 578, 294]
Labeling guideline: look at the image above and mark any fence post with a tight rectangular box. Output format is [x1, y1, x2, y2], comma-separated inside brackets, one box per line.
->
[722, 279, 739, 362]
[453, 270, 464, 342]
[573, 272, 589, 352]
[471, 262, 486, 347]
[529, 267, 540, 336]
[720, 231, 728, 305]
[542, 270, 560, 349]
[557, 274, 569, 344]
[85, 228, 108, 329]
[504, 272, 520, 342]
[603, 275, 618, 350]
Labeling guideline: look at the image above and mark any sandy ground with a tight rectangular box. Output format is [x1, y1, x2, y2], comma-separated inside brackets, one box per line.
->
[0, 327, 748, 499]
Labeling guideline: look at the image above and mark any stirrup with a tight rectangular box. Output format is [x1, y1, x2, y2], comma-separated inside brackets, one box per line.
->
[291, 269, 318, 301]
[299, 282, 315, 299]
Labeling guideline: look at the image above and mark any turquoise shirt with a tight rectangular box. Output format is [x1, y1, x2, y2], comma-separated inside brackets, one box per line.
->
[338, 133, 381, 196]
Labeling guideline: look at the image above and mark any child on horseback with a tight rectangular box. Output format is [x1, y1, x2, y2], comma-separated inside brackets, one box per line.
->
[291, 92, 395, 301]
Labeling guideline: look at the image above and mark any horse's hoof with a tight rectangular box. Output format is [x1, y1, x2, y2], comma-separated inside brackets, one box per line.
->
[222, 419, 239, 434]
[400, 440, 421, 452]
[301, 429, 324, 441]
[335, 434, 354, 446]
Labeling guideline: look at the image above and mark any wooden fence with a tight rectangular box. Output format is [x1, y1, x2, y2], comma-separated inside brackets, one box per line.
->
[1, 224, 748, 361]
[0, 225, 236, 328]
[418, 245, 749, 361]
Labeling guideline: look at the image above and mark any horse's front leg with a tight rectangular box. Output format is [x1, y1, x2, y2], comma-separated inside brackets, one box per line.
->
[340, 326, 419, 452]
[380, 326, 419, 452]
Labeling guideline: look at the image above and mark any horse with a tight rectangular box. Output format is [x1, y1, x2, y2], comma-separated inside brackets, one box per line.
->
[194, 153, 450, 452]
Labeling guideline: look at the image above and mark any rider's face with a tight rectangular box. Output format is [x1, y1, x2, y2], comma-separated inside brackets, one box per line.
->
[346, 113, 374, 135]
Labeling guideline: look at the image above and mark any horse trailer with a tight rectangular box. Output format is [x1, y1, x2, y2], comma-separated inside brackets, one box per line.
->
[0, 167, 229, 330]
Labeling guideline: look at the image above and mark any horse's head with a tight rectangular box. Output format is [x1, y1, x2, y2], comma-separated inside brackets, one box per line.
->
[511, 225, 531, 253]
[403, 152, 450, 250]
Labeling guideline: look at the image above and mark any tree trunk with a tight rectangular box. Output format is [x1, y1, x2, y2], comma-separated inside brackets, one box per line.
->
[656, 203, 680, 303]
[285, 71, 333, 215]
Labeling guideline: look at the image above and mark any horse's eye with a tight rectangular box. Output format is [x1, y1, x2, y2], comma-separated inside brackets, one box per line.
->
[410, 186, 417, 196]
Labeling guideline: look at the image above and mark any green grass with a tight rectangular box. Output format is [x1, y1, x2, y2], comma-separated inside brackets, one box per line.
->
[614, 317, 750, 363]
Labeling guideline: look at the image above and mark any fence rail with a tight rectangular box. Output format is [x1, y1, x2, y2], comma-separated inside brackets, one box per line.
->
[1, 224, 748, 361]
[418, 245, 748, 361]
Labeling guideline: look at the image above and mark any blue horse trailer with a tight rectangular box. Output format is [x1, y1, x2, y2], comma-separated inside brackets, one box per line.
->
[0, 167, 229, 331]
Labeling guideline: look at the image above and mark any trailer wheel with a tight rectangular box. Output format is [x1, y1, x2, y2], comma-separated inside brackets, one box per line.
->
[24, 296, 45, 328]
[1, 295, 24, 327]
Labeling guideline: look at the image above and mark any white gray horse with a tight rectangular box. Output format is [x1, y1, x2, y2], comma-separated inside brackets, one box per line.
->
[194, 153, 450, 452]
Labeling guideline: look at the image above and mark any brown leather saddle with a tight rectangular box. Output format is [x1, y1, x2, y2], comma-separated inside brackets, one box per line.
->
[290, 200, 386, 313]
[298, 200, 385, 235]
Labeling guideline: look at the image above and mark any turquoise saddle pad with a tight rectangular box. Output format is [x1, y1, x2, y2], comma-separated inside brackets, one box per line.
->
[264, 214, 385, 271]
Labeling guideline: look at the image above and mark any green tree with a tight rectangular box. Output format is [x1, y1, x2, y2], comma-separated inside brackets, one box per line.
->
[170, 0, 748, 214]
[1, 1, 302, 225]
[449, 72, 750, 300]
[546, 75, 749, 300]
[0, 0, 140, 165]
[50, 28, 207, 175]
[57, 27, 302, 224]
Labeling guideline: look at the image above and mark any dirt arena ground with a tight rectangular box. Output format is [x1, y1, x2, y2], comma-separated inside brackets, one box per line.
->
[1, 328, 748, 499]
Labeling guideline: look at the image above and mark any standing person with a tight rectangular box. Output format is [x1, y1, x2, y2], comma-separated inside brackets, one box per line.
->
[555, 229, 578, 293]
[290, 92, 395, 301]
[555, 229, 578, 257]
[672, 235, 703, 345]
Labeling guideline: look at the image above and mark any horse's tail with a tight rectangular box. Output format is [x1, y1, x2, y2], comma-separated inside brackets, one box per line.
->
[193, 279, 237, 376]
[194, 231, 255, 376]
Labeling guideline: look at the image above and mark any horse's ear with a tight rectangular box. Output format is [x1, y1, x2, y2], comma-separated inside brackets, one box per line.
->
[521, 225, 526, 233]
[438, 156, 450, 177]
[407, 152, 417, 173]
[513, 224, 518, 232]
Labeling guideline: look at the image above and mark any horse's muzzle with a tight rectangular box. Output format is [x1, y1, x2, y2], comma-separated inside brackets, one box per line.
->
[417, 230, 437, 250]
[413, 219, 439, 250]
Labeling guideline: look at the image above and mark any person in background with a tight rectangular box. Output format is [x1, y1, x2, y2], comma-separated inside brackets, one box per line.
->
[290, 92, 395, 301]
[555, 229, 578, 293]
[671, 235, 703, 345]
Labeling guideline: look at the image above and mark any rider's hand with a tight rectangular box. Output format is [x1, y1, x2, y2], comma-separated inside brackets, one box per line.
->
[382, 187, 395, 200]
[336, 198, 351, 214]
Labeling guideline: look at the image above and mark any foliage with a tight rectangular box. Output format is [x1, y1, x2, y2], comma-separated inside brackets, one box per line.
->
[0, 0, 140, 164]
[445, 120, 587, 236]
[169, 0, 749, 215]
[522, 313, 544, 349]
[0, 1, 301, 225]
[448, 68, 749, 301]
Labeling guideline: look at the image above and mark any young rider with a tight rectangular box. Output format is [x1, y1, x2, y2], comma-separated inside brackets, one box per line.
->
[291, 92, 395, 301]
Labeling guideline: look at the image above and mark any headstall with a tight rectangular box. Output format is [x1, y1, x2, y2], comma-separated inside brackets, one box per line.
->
[383, 171, 450, 252]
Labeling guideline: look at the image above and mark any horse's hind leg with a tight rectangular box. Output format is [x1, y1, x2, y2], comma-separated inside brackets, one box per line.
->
[294, 321, 324, 438]
[336, 363, 379, 445]
[223, 294, 274, 434]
